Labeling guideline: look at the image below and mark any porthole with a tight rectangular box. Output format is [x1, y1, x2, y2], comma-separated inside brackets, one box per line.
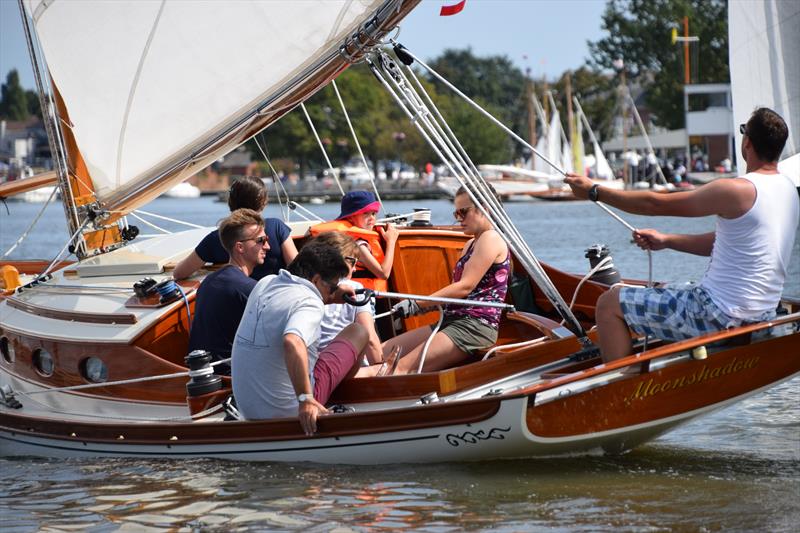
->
[33, 348, 54, 377]
[80, 357, 108, 383]
[0, 337, 13, 364]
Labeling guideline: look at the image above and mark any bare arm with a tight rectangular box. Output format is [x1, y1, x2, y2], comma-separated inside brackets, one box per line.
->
[564, 174, 755, 219]
[281, 236, 299, 266]
[355, 310, 383, 365]
[283, 333, 328, 435]
[423, 231, 507, 306]
[634, 229, 716, 257]
[172, 251, 206, 280]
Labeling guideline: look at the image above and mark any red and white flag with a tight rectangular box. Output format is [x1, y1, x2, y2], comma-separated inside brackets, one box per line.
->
[440, 0, 466, 17]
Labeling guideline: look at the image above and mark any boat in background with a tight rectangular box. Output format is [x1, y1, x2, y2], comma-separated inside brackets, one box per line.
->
[162, 182, 200, 199]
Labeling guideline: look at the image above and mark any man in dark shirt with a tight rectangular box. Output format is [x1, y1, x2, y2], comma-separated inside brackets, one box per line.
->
[187, 208, 269, 374]
[173, 176, 297, 281]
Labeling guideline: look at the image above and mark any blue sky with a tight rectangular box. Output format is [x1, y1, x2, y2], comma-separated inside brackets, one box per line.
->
[1, 0, 608, 89]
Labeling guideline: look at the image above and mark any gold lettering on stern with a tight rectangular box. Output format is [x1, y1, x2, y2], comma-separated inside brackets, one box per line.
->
[624, 356, 760, 405]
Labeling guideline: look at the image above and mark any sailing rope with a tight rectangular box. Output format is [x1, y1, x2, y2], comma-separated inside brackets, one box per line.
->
[330, 79, 385, 214]
[388, 45, 655, 291]
[129, 212, 171, 234]
[252, 135, 292, 222]
[300, 102, 345, 195]
[367, 46, 591, 342]
[134, 209, 204, 229]
[35, 216, 92, 282]
[1, 184, 58, 258]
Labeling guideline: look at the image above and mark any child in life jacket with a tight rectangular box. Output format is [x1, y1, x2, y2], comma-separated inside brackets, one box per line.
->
[309, 190, 397, 291]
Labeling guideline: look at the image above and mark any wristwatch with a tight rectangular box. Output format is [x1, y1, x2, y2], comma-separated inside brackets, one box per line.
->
[588, 184, 600, 202]
[297, 393, 313, 403]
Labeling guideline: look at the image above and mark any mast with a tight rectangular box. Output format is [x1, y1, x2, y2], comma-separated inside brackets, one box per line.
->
[17, 0, 83, 254]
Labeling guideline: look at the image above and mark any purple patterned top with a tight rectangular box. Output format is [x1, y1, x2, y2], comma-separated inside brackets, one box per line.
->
[445, 239, 510, 328]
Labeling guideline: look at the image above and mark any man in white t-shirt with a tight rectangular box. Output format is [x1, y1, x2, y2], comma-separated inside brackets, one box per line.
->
[565, 107, 798, 362]
[232, 237, 368, 434]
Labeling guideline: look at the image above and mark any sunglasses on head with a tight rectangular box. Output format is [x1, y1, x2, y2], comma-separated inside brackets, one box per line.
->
[239, 235, 268, 245]
[453, 206, 474, 221]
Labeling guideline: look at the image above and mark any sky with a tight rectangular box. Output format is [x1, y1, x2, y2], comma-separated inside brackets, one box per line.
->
[0, 0, 608, 89]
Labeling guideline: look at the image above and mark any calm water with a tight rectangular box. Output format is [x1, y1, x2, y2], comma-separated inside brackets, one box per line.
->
[1, 197, 798, 531]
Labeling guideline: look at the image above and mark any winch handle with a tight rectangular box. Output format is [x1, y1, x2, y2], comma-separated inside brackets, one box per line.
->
[343, 287, 374, 307]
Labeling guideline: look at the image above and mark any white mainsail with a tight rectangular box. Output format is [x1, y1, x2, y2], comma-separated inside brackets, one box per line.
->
[24, 0, 398, 210]
[729, 0, 799, 184]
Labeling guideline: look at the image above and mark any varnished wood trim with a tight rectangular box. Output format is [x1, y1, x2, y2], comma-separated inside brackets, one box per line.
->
[0, 394, 501, 445]
[0, 172, 57, 197]
[6, 296, 137, 325]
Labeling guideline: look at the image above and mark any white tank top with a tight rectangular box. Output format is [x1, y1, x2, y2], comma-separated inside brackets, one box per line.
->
[701, 172, 799, 319]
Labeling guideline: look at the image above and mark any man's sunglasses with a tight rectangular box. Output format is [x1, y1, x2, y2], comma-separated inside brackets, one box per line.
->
[325, 279, 340, 294]
[739, 123, 747, 135]
[239, 235, 268, 245]
[453, 206, 474, 221]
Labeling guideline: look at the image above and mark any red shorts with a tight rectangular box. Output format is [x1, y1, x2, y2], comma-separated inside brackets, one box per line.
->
[313, 338, 358, 404]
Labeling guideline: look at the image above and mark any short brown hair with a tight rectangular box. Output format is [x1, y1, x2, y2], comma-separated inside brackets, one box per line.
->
[455, 184, 502, 206]
[304, 231, 358, 258]
[218, 208, 264, 254]
[746, 107, 788, 162]
[289, 236, 350, 285]
[228, 176, 268, 212]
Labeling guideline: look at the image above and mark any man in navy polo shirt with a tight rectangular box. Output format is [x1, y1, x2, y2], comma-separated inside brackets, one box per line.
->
[187, 208, 268, 374]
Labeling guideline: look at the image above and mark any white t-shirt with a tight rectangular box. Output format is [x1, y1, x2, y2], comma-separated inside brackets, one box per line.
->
[319, 279, 373, 349]
[232, 270, 324, 420]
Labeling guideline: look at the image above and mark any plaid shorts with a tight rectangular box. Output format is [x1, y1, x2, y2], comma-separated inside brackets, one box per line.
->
[618, 285, 775, 341]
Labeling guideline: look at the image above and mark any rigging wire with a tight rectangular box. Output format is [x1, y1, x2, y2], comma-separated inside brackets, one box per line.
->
[393, 45, 654, 289]
[253, 135, 292, 222]
[2, 184, 58, 258]
[133, 209, 205, 229]
[330, 79, 385, 215]
[128, 212, 171, 234]
[368, 50, 590, 340]
[300, 102, 345, 195]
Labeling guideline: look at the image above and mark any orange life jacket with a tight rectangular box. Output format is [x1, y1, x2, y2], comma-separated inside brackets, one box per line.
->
[308, 220, 388, 292]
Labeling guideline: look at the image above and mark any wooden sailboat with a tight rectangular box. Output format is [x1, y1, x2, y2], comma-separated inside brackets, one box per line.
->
[0, 0, 798, 463]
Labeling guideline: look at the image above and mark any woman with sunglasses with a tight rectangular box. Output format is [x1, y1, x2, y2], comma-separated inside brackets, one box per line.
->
[375, 185, 510, 375]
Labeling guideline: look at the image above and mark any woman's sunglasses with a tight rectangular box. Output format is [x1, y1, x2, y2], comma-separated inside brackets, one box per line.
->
[453, 206, 473, 221]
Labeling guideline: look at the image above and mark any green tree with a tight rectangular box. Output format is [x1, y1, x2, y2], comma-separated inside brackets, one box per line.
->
[587, 0, 729, 130]
[0, 70, 30, 120]
[25, 89, 41, 118]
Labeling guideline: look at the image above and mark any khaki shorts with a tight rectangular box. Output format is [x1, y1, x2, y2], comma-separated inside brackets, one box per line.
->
[435, 315, 498, 355]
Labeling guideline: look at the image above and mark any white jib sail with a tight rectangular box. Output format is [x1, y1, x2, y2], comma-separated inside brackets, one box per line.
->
[24, 0, 387, 203]
[729, 0, 799, 184]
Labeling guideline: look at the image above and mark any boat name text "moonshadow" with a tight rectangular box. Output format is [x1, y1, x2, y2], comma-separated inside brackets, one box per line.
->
[445, 427, 511, 447]
[625, 356, 760, 404]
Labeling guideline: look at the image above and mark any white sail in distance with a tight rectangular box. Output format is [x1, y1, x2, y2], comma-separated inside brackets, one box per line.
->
[24, 0, 396, 210]
[729, 0, 799, 184]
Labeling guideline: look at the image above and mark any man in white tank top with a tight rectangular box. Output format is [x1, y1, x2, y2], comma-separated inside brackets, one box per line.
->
[565, 108, 798, 362]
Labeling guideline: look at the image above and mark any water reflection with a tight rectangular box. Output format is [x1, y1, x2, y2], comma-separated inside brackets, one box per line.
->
[2, 446, 798, 531]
